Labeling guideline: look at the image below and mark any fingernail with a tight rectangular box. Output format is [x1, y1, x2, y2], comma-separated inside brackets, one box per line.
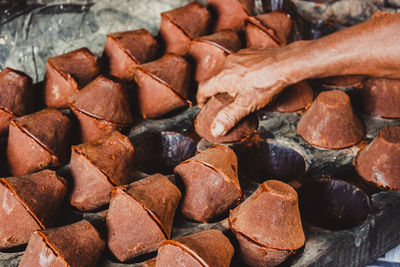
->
[211, 122, 225, 137]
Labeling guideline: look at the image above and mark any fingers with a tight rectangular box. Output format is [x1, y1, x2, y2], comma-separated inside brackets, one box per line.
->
[210, 96, 253, 137]
[197, 77, 226, 108]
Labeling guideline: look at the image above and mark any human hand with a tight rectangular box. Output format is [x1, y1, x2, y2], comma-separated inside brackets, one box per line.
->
[197, 46, 299, 137]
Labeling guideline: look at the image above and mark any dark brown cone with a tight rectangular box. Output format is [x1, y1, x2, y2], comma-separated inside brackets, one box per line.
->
[359, 78, 400, 118]
[208, 0, 254, 32]
[69, 75, 133, 142]
[70, 131, 134, 211]
[156, 229, 234, 267]
[160, 2, 211, 55]
[195, 93, 258, 143]
[246, 11, 293, 48]
[104, 29, 159, 81]
[44, 47, 100, 108]
[19, 220, 105, 267]
[174, 145, 242, 222]
[0, 68, 33, 136]
[270, 81, 313, 113]
[107, 174, 181, 262]
[7, 109, 72, 176]
[0, 170, 67, 249]
[229, 180, 305, 266]
[297, 90, 365, 149]
[134, 53, 191, 118]
[354, 126, 400, 190]
[320, 75, 367, 88]
[188, 29, 241, 83]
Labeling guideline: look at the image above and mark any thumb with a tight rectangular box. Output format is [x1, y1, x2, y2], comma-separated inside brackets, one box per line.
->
[210, 96, 253, 137]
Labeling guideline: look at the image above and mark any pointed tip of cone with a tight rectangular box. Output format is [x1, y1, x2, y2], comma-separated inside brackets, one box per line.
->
[69, 75, 133, 124]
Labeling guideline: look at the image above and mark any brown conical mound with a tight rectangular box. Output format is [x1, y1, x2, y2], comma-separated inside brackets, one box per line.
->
[0, 170, 67, 249]
[19, 220, 105, 267]
[104, 29, 159, 81]
[297, 90, 365, 149]
[207, 0, 254, 32]
[160, 2, 211, 55]
[0, 67, 33, 117]
[134, 53, 191, 118]
[7, 108, 72, 175]
[70, 131, 135, 211]
[45, 47, 100, 108]
[156, 229, 234, 267]
[270, 81, 314, 113]
[69, 75, 133, 142]
[359, 77, 400, 118]
[195, 93, 258, 143]
[246, 11, 293, 48]
[229, 180, 305, 266]
[0, 68, 33, 136]
[354, 126, 400, 190]
[107, 174, 181, 262]
[189, 29, 241, 83]
[320, 75, 367, 88]
[174, 145, 242, 222]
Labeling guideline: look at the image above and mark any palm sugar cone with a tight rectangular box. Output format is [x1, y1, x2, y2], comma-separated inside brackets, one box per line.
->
[188, 29, 241, 83]
[195, 93, 258, 144]
[106, 174, 181, 262]
[19, 220, 105, 267]
[0, 68, 33, 137]
[160, 2, 211, 55]
[156, 229, 234, 267]
[7, 108, 72, 176]
[229, 180, 305, 267]
[270, 81, 314, 113]
[174, 145, 242, 222]
[320, 75, 367, 88]
[207, 0, 254, 32]
[297, 90, 365, 149]
[245, 12, 313, 113]
[70, 131, 134, 211]
[133, 53, 191, 119]
[104, 29, 159, 81]
[354, 126, 400, 190]
[44, 47, 101, 108]
[69, 75, 133, 143]
[0, 169, 67, 249]
[359, 78, 400, 118]
[246, 11, 293, 48]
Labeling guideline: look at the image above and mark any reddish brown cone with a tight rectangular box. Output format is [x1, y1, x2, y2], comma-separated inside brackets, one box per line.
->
[107, 174, 181, 262]
[0, 170, 67, 249]
[207, 0, 254, 31]
[354, 126, 400, 190]
[246, 11, 293, 48]
[19, 220, 105, 267]
[188, 29, 241, 83]
[174, 145, 242, 222]
[270, 81, 314, 113]
[44, 47, 100, 108]
[359, 78, 400, 118]
[69, 75, 133, 143]
[104, 29, 159, 81]
[133, 53, 191, 118]
[156, 229, 234, 267]
[160, 2, 211, 55]
[69, 131, 135, 211]
[297, 90, 365, 149]
[229, 180, 305, 266]
[0, 68, 33, 136]
[195, 93, 258, 143]
[7, 109, 72, 176]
